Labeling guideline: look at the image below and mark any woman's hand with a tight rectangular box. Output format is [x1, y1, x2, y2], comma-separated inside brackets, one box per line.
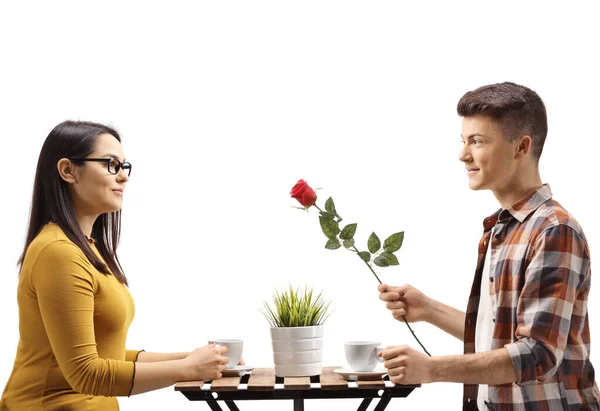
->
[180, 344, 229, 381]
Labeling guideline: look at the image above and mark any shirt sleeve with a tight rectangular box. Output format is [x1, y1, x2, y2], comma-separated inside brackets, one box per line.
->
[125, 349, 145, 362]
[32, 241, 135, 397]
[504, 224, 589, 385]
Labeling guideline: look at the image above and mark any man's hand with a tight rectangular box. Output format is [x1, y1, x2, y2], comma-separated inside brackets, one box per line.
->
[378, 284, 431, 323]
[380, 345, 433, 385]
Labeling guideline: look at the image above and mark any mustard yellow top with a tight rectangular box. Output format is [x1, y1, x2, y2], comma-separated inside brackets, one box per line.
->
[0, 223, 141, 411]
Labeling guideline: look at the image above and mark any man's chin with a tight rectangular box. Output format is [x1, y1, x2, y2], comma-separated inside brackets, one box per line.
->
[468, 181, 486, 191]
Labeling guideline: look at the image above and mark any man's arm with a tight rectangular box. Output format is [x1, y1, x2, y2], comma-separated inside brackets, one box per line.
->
[426, 298, 466, 342]
[379, 284, 466, 341]
[430, 348, 517, 385]
[503, 224, 588, 385]
[383, 224, 590, 387]
[381, 345, 517, 385]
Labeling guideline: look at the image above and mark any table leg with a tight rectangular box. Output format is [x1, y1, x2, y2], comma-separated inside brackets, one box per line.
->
[294, 398, 304, 411]
[225, 400, 240, 411]
[356, 398, 373, 411]
[373, 397, 392, 411]
[206, 399, 224, 411]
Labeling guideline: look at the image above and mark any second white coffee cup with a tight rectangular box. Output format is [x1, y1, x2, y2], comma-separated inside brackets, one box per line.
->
[209, 339, 243, 369]
[344, 341, 384, 372]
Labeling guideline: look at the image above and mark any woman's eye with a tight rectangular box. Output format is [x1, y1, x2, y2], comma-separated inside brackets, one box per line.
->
[108, 159, 120, 172]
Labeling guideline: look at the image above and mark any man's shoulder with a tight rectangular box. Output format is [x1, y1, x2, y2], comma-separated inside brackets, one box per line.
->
[528, 198, 586, 238]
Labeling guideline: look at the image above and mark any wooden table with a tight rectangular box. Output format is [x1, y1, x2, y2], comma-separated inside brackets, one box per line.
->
[175, 366, 419, 410]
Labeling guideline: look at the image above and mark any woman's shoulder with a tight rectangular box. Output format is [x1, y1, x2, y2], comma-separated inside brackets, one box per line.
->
[30, 222, 75, 247]
[24, 223, 87, 267]
[20, 223, 95, 291]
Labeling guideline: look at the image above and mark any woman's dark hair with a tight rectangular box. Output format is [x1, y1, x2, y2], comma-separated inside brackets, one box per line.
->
[457, 82, 548, 163]
[18, 120, 128, 286]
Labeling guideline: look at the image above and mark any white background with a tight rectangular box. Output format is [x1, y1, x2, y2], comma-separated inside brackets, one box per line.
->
[1, 1, 599, 410]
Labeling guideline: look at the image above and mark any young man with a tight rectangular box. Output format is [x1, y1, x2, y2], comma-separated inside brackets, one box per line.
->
[378, 82, 600, 410]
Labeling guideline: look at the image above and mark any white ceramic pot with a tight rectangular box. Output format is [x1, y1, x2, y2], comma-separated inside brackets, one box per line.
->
[270, 325, 324, 377]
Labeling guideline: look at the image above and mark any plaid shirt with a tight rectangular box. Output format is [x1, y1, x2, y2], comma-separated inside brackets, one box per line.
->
[463, 185, 600, 410]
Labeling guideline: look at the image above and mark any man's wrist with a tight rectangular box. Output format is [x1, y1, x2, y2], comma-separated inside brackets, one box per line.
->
[423, 296, 440, 324]
[427, 355, 442, 383]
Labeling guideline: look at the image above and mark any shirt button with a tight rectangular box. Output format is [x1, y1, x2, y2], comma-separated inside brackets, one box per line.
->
[489, 277, 494, 282]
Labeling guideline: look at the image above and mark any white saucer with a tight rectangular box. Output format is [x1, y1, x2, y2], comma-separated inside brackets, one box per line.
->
[333, 368, 387, 381]
[222, 366, 254, 377]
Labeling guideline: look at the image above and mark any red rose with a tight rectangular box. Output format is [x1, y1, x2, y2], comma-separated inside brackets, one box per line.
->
[290, 179, 316, 207]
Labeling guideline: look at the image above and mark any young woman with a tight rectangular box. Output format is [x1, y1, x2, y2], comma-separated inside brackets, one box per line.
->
[0, 121, 229, 410]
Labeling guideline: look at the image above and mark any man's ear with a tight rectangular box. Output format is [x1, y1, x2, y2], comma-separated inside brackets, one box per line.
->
[515, 135, 533, 159]
[57, 158, 78, 184]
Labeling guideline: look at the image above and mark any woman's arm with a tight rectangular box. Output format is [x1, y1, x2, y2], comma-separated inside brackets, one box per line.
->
[132, 351, 245, 365]
[34, 241, 227, 397]
[35, 242, 135, 396]
[136, 351, 189, 362]
[130, 345, 227, 395]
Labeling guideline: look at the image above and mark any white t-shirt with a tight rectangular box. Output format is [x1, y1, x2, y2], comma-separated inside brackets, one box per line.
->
[475, 228, 496, 410]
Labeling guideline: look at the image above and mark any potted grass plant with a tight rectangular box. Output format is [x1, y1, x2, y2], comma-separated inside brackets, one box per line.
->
[262, 285, 332, 377]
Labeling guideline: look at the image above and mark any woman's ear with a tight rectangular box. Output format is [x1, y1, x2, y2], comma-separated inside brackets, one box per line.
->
[57, 158, 78, 184]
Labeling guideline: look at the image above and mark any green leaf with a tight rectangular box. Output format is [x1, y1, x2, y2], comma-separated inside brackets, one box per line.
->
[325, 197, 336, 215]
[325, 239, 341, 250]
[383, 232, 404, 253]
[339, 223, 357, 240]
[358, 251, 371, 263]
[373, 251, 399, 267]
[261, 285, 332, 327]
[319, 216, 340, 240]
[368, 232, 381, 254]
[319, 210, 335, 219]
[373, 255, 389, 267]
[325, 197, 343, 222]
[343, 239, 355, 249]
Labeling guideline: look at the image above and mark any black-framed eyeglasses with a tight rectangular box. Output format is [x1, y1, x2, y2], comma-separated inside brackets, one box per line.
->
[70, 157, 132, 176]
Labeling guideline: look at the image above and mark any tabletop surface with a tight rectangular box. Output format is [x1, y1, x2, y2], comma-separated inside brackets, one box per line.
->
[174, 366, 420, 393]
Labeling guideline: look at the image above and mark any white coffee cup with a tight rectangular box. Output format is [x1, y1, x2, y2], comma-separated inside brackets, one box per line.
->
[209, 339, 243, 369]
[344, 341, 384, 372]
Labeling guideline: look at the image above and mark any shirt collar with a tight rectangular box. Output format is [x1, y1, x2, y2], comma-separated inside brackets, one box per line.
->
[482, 184, 552, 230]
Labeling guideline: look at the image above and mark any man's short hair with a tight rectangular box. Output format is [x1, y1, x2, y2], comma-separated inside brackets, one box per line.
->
[457, 82, 548, 162]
